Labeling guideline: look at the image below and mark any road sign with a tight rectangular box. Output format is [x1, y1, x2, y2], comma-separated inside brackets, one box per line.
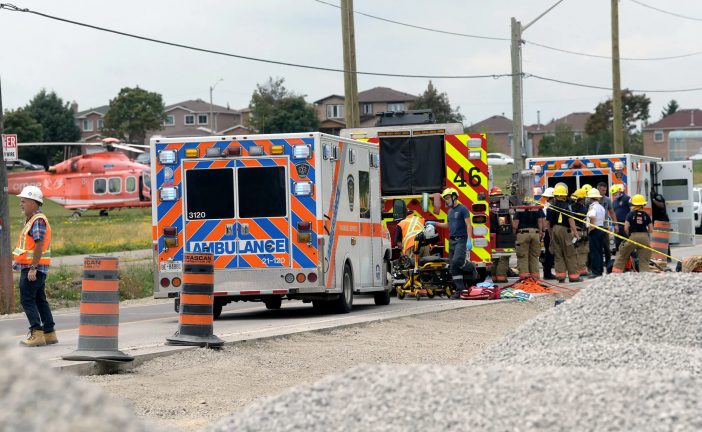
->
[2, 134, 18, 162]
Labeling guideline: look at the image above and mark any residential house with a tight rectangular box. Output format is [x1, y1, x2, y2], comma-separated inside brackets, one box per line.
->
[147, 99, 249, 142]
[468, 115, 513, 155]
[643, 109, 702, 160]
[314, 87, 417, 135]
[528, 112, 591, 156]
[75, 104, 109, 142]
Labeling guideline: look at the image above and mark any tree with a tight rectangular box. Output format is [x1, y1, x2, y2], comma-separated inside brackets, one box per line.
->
[25, 89, 81, 142]
[103, 87, 166, 144]
[410, 81, 464, 124]
[537, 124, 585, 156]
[3, 108, 46, 164]
[249, 77, 319, 133]
[585, 89, 649, 154]
[661, 99, 679, 119]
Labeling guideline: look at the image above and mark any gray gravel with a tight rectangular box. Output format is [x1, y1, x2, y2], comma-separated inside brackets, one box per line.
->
[0, 337, 155, 432]
[207, 273, 702, 432]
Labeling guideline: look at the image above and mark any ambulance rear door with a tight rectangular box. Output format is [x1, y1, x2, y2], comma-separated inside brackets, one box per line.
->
[656, 160, 694, 245]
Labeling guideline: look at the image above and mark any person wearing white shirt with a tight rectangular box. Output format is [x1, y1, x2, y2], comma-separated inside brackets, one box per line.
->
[586, 188, 606, 278]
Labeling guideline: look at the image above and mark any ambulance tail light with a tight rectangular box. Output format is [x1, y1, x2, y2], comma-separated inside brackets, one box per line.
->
[185, 148, 199, 158]
[307, 272, 318, 283]
[226, 147, 242, 157]
[163, 226, 177, 236]
[296, 273, 306, 283]
[164, 237, 178, 248]
[159, 186, 179, 201]
[472, 203, 487, 213]
[271, 145, 285, 155]
[171, 277, 182, 288]
[293, 144, 312, 160]
[205, 147, 222, 158]
[297, 221, 312, 243]
[297, 221, 312, 231]
[160, 278, 170, 288]
[249, 145, 264, 156]
[284, 273, 295, 284]
[293, 181, 313, 196]
[472, 215, 487, 224]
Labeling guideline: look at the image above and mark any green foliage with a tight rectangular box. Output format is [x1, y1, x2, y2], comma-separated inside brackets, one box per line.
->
[119, 265, 154, 300]
[103, 86, 166, 144]
[585, 90, 650, 137]
[4, 108, 43, 142]
[661, 99, 679, 119]
[410, 81, 463, 124]
[537, 124, 583, 156]
[491, 165, 514, 190]
[694, 160, 702, 185]
[249, 77, 320, 133]
[23, 89, 81, 166]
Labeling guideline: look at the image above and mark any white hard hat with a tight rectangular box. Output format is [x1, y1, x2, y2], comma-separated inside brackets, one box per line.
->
[587, 188, 602, 199]
[18, 185, 43, 204]
[542, 187, 555, 198]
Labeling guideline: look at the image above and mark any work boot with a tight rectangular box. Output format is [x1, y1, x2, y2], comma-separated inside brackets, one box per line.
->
[569, 277, 583, 283]
[44, 331, 59, 345]
[20, 329, 46, 347]
[450, 290, 463, 300]
[543, 273, 556, 280]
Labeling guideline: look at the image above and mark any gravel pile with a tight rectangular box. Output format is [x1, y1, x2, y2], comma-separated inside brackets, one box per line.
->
[0, 338, 155, 432]
[207, 273, 702, 432]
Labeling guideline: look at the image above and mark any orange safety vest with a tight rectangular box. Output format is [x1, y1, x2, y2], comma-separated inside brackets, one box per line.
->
[13, 213, 52, 266]
[397, 215, 425, 255]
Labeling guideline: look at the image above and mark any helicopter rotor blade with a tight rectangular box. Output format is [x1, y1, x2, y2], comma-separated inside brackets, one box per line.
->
[110, 143, 144, 154]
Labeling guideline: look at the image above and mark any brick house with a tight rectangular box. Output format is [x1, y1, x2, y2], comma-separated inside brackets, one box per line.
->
[643, 109, 702, 160]
[467, 115, 513, 155]
[314, 87, 417, 135]
[75, 104, 109, 142]
[527, 112, 591, 156]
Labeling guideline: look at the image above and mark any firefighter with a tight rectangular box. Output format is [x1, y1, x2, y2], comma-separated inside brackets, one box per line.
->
[570, 188, 589, 277]
[546, 184, 581, 283]
[488, 187, 510, 283]
[611, 184, 631, 252]
[512, 191, 544, 279]
[541, 187, 556, 279]
[395, 211, 429, 258]
[586, 188, 606, 278]
[613, 194, 653, 273]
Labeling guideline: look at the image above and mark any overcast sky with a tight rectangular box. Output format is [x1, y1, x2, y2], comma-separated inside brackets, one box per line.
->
[2, 0, 702, 127]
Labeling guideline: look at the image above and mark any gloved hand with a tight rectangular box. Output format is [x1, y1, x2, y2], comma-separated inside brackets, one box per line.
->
[466, 238, 472, 251]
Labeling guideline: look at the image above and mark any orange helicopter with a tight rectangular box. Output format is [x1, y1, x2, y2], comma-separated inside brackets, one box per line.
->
[7, 138, 151, 217]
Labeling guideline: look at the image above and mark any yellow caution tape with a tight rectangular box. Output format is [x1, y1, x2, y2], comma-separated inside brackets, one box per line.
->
[557, 206, 696, 237]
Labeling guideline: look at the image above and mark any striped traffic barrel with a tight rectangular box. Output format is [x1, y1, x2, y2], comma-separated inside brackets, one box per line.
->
[62, 256, 133, 362]
[166, 252, 223, 348]
[651, 221, 671, 261]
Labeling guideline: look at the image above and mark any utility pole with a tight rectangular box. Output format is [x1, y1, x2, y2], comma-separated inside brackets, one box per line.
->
[209, 78, 223, 134]
[611, 0, 623, 153]
[341, 0, 360, 129]
[0, 76, 15, 314]
[510, 17, 525, 172]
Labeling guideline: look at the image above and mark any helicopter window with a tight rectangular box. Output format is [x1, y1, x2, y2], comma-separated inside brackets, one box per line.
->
[94, 178, 107, 195]
[126, 177, 137, 193]
[108, 177, 121, 194]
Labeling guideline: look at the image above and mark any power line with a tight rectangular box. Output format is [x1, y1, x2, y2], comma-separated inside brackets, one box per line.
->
[628, 0, 702, 22]
[0, 3, 514, 80]
[311, 0, 509, 41]
[526, 73, 702, 93]
[525, 39, 702, 61]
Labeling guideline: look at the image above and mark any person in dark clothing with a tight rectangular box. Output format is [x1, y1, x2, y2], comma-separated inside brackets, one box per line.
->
[512, 203, 544, 279]
[651, 192, 669, 222]
[612, 184, 631, 252]
[546, 185, 581, 283]
[541, 187, 556, 279]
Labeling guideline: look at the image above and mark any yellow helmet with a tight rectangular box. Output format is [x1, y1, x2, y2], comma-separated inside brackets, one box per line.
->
[631, 194, 647, 206]
[553, 184, 568, 197]
[571, 188, 586, 199]
[610, 184, 623, 195]
[441, 187, 458, 199]
[581, 184, 593, 193]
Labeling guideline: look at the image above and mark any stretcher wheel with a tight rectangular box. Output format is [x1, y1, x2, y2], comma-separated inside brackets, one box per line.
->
[398, 291, 406, 300]
[416, 292, 422, 301]
[427, 289, 435, 299]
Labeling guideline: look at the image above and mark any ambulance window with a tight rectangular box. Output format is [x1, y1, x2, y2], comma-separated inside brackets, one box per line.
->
[662, 179, 688, 201]
[94, 178, 106, 195]
[359, 171, 370, 219]
[379, 135, 444, 195]
[185, 168, 235, 220]
[238, 166, 287, 218]
[108, 177, 121, 194]
[126, 176, 137, 193]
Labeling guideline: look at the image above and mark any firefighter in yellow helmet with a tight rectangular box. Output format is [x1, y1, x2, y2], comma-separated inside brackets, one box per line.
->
[512, 187, 545, 279]
[545, 184, 581, 282]
[488, 187, 510, 282]
[570, 188, 589, 277]
[612, 194, 652, 273]
[395, 211, 429, 258]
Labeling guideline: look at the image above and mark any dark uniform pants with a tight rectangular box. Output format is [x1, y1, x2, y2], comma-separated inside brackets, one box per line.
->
[588, 228, 605, 276]
[515, 229, 540, 278]
[550, 225, 579, 281]
[613, 232, 651, 272]
[543, 229, 554, 277]
[448, 237, 467, 292]
[492, 256, 510, 282]
[575, 228, 589, 276]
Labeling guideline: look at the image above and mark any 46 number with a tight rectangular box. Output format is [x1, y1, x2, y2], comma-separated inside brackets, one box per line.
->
[452, 167, 481, 188]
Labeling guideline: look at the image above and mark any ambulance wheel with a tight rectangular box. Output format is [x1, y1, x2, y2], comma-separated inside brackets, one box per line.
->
[374, 262, 392, 306]
[213, 301, 223, 320]
[334, 264, 354, 313]
[264, 297, 282, 310]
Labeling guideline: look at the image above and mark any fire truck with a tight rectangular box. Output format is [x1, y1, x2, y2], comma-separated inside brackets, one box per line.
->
[150, 133, 393, 317]
[340, 113, 492, 276]
[526, 153, 695, 245]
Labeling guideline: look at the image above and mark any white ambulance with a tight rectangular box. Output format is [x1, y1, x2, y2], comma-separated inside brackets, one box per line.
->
[150, 132, 393, 318]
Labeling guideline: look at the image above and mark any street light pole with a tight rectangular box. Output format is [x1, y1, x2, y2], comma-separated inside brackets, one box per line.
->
[209, 78, 223, 134]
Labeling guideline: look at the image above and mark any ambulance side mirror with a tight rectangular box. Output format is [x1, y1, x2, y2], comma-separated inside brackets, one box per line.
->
[392, 199, 407, 221]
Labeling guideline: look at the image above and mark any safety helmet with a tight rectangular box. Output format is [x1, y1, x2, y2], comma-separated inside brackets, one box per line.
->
[541, 187, 555, 198]
[572, 188, 586, 200]
[582, 184, 593, 193]
[631, 194, 647, 206]
[587, 188, 602, 199]
[18, 185, 43, 204]
[610, 184, 623, 195]
[489, 186, 503, 196]
[554, 182, 568, 195]
[553, 184, 568, 197]
[441, 188, 458, 199]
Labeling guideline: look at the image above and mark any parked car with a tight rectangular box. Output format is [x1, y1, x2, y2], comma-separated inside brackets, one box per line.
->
[693, 187, 702, 234]
[5, 159, 44, 171]
[487, 152, 514, 165]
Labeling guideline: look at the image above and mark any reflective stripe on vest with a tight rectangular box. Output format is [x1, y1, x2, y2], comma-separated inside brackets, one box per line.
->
[13, 213, 52, 266]
[397, 216, 424, 255]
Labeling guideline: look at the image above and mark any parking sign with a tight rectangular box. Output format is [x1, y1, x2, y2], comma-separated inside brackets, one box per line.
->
[2, 134, 18, 161]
